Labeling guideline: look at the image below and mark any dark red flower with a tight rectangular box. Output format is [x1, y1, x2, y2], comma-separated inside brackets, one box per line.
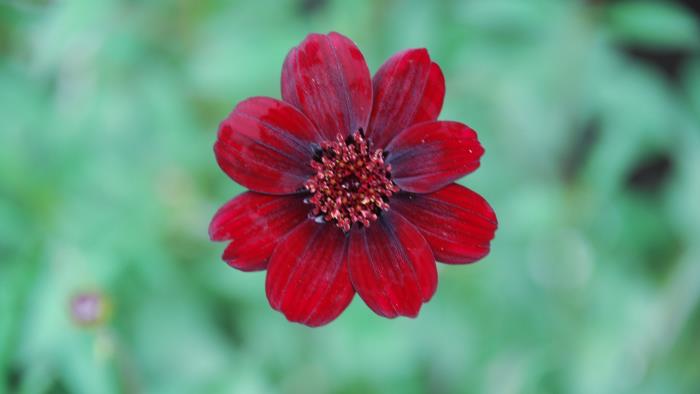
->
[210, 32, 497, 326]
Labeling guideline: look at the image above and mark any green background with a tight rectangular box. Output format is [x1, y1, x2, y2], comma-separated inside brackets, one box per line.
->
[2, 0, 700, 393]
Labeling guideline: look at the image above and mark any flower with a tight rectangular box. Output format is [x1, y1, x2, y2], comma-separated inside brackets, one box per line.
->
[70, 291, 111, 327]
[210, 32, 497, 326]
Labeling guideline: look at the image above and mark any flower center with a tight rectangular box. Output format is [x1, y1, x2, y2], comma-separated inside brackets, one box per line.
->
[305, 129, 399, 232]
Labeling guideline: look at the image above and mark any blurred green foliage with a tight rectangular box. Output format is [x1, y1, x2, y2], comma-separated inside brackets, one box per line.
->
[1, 0, 700, 393]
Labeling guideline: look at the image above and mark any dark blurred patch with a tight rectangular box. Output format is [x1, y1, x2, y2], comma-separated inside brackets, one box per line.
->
[0, 3, 23, 55]
[591, 0, 697, 85]
[587, 0, 700, 18]
[643, 229, 682, 280]
[562, 119, 600, 183]
[625, 152, 674, 194]
[297, 0, 327, 15]
[46, 378, 70, 394]
[539, 366, 567, 394]
[621, 46, 693, 86]
[615, 0, 699, 85]
[675, 0, 700, 21]
[686, 332, 700, 393]
[421, 359, 450, 394]
[7, 365, 22, 391]
[211, 299, 244, 346]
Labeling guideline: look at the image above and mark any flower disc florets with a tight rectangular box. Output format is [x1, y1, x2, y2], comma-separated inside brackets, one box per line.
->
[305, 129, 399, 232]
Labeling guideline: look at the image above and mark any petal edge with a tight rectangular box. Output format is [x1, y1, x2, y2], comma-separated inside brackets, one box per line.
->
[210, 193, 309, 271]
[214, 97, 320, 194]
[386, 121, 483, 193]
[266, 221, 355, 327]
[281, 32, 372, 140]
[348, 210, 437, 318]
[367, 49, 445, 149]
[392, 184, 497, 264]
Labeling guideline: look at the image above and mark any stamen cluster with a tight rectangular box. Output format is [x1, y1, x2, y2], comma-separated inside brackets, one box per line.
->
[305, 130, 399, 232]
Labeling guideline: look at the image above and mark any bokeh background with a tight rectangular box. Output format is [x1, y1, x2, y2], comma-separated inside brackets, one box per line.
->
[2, 0, 700, 393]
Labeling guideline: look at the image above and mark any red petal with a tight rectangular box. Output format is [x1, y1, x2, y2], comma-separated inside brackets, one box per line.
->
[367, 49, 445, 149]
[214, 97, 321, 194]
[385, 121, 484, 193]
[281, 32, 372, 140]
[209, 193, 309, 271]
[348, 210, 437, 318]
[266, 221, 354, 327]
[392, 184, 497, 264]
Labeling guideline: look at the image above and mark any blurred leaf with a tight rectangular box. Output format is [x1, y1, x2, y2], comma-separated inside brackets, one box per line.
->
[686, 58, 700, 118]
[2, 0, 700, 392]
[605, 0, 700, 48]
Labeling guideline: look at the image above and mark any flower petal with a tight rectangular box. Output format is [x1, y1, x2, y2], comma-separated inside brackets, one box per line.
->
[392, 184, 497, 264]
[209, 193, 310, 271]
[266, 221, 354, 327]
[386, 121, 483, 193]
[281, 32, 372, 140]
[214, 97, 321, 194]
[348, 210, 437, 318]
[367, 49, 445, 149]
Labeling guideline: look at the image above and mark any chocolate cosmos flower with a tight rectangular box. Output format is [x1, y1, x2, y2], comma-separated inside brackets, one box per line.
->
[210, 32, 497, 326]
